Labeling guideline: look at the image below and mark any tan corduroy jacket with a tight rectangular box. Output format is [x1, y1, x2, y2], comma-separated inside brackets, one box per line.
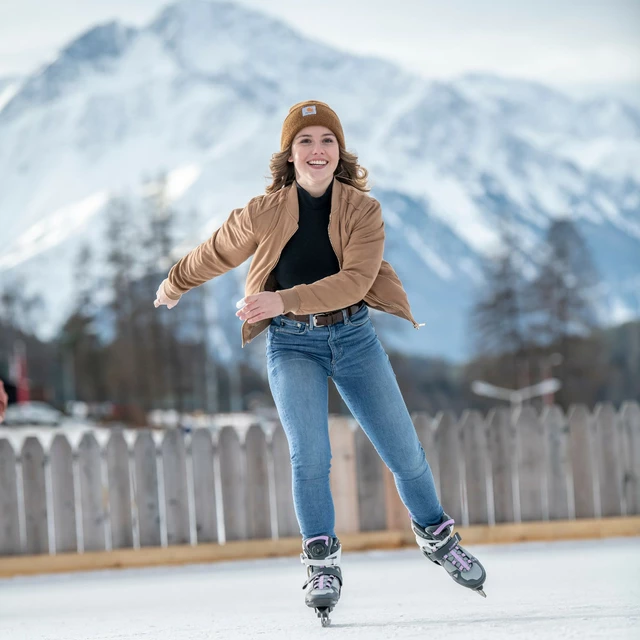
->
[163, 179, 422, 347]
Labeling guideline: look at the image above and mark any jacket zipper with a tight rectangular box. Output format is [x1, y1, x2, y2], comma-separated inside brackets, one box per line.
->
[328, 213, 339, 268]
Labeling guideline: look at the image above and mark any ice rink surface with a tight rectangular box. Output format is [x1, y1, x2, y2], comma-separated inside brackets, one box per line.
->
[1, 537, 638, 639]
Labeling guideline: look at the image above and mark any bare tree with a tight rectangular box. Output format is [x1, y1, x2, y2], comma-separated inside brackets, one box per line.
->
[104, 197, 141, 410]
[471, 227, 531, 386]
[526, 219, 604, 407]
[528, 219, 599, 345]
[141, 174, 184, 412]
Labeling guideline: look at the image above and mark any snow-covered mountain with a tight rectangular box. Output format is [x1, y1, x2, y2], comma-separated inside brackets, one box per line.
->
[0, 76, 21, 112]
[0, 0, 639, 361]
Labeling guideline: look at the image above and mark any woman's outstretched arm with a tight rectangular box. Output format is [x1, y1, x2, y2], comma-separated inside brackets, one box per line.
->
[154, 203, 258, 308]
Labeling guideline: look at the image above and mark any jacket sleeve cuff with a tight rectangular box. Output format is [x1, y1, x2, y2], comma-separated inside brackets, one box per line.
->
[162, 279, 183, 301]
[277, 289, 300, 314]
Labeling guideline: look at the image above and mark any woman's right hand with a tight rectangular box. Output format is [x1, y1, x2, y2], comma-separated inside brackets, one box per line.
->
[154, 280, 180, 309]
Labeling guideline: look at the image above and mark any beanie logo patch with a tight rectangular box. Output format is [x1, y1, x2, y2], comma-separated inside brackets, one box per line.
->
[302, 105, 317, 116]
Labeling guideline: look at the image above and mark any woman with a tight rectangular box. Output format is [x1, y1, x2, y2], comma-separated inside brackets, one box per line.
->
[154, 100, 486, 623]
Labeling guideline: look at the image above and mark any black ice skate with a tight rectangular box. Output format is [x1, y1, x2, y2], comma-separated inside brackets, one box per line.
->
[300, 535, 343, 627]
[412, 513, 487, 597]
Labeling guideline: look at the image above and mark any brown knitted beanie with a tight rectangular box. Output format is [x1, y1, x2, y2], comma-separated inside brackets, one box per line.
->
[280, 100, 345, 151]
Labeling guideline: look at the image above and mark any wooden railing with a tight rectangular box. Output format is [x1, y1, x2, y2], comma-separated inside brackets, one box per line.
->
[0, 403, 638, 556]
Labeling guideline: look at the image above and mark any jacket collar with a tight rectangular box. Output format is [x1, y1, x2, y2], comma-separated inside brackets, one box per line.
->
[284, 178, 341, 223]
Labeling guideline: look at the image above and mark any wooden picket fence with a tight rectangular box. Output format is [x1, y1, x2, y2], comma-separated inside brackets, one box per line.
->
[1, 402, 639, 557]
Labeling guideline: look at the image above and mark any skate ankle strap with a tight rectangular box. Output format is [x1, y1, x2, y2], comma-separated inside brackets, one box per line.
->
[300, 548, 341, 567]
[301, 556, 339, 567]
[301, 566, 343, 590]
[430, 532, 462, 562]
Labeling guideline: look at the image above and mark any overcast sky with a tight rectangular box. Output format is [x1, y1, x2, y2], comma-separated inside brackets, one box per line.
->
[1, 0, 639, 89]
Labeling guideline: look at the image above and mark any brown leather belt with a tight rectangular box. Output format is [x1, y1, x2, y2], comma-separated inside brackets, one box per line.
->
[284, 302, 365, 327]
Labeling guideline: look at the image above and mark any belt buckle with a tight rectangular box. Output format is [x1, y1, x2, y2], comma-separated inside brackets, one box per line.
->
[312, 312, 331, 327]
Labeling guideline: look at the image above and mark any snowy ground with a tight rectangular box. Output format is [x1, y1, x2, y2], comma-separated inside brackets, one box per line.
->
[0, 537, 637, 639]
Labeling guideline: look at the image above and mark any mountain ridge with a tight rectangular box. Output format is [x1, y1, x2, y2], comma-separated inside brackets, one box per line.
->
[0, 0, 638, 361]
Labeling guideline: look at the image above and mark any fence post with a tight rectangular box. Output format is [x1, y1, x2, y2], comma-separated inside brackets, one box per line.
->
[161, 429, 190, 545]
[245, 424, 272, 540]
[594, 403, 623, 517]
[106, 430, 134, 549]
[542, 405, 572, 520]
[270, 424, 298, 538]
[354, 426, 386, 531]
[620, 402, 640, 515]
[21, 437, 49, 555]
[568, 405, 598, 518]
[460, 410, 490, 525]
[329, 417, 360, 534]
[78, 432, 106, 551]
[50, 433, 77, 553]
[191, 428, 218, 543]
[515, 406, 546, 522]
[486, 407, 515, 524]
[382, 466, 409, 531]
[219, 426, 248, 541]
[434, 411, 464, 525]
[133, 431, 162, 547]
[0, 438, 21, 555]
[413, 413, 439, 499]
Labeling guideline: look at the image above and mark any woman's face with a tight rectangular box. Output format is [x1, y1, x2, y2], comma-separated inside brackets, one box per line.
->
[288, 126, 340, 191]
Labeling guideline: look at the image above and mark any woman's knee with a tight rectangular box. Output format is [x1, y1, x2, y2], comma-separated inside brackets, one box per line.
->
[291, 455, 332, 481]
[388, 445, 429, 481]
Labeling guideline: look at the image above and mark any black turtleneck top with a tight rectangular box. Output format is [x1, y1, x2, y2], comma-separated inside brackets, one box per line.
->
[273, 182, 340, 290]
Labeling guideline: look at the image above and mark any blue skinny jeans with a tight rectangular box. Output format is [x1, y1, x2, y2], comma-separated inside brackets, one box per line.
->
[266, 303, 443, 539]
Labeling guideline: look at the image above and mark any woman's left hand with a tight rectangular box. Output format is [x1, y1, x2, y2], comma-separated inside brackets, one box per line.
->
[236, 292, 285, 323]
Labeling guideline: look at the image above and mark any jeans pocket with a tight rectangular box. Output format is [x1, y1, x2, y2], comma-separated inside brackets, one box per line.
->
[272, 318, 308, 335]
[348, 305, 370, 327]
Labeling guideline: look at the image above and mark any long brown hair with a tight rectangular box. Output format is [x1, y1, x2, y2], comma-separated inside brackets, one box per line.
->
[266, 148, 370, 194]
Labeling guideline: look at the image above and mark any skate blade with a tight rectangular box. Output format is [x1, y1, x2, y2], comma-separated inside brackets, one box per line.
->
[316, 607, 332, 627]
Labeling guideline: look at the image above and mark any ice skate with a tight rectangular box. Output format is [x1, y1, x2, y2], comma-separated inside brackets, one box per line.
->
[300, 535, 343, 626]
[412, 513, 487, 597]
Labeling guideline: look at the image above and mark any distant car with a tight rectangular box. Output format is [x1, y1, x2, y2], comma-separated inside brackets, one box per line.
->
[3, 402, 64, 426]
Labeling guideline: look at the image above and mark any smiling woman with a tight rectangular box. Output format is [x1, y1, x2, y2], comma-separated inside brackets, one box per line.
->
[153, 99, 486, 626]
[266, 100, 369, 196]
[287, 128, 339, 196]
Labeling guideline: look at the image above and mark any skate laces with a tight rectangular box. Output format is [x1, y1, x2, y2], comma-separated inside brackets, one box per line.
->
[443, 544, 474, 572]
[312, 572, 335, 591]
